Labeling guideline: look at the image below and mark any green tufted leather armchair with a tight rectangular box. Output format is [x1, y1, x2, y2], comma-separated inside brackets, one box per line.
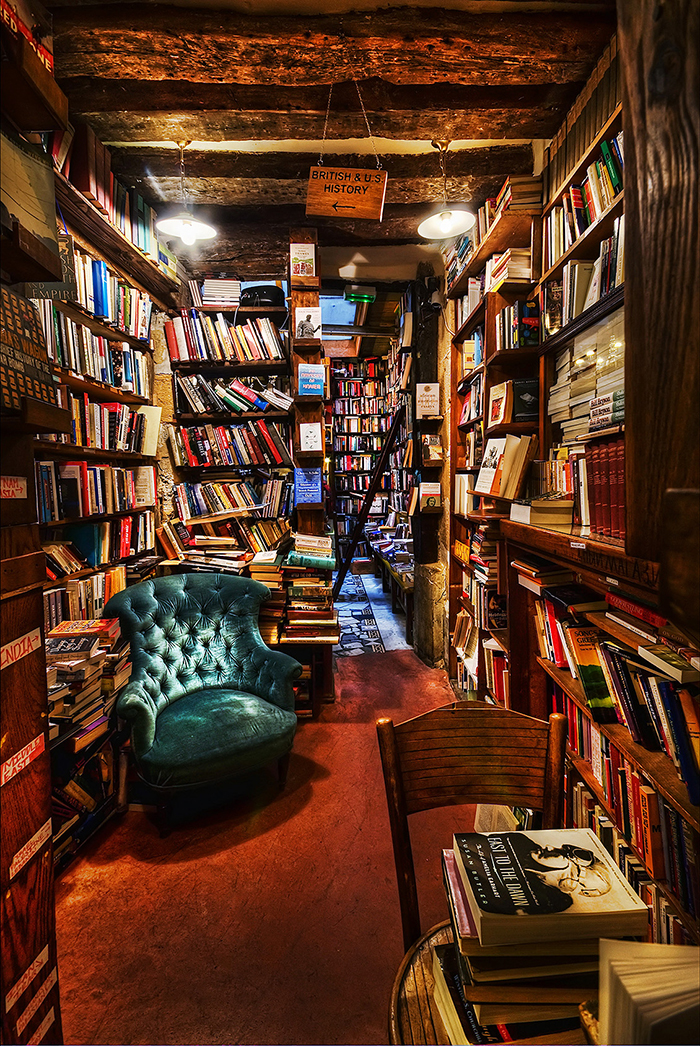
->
[104, 573, 302, 795]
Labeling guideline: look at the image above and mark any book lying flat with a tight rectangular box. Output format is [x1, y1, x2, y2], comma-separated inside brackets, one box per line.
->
[453, 828, 649, 946]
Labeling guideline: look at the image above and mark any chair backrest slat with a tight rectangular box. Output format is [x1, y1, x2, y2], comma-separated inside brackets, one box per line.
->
[377, 702, 567, 953]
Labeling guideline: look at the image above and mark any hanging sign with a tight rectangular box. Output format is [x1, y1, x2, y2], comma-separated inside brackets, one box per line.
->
[306, 166, 388, 220]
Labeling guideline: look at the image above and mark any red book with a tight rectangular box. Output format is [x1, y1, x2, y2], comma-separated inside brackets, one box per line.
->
[617, 438, 626, 540]
[70, 122, 98, 202]
[543, 599, 568, 669]
[179, 310, 197, 360]
[599, 440, 612, 537]
[163, 319, 180, 363]
[609, 438, 621, 539]
[254, 420, 283, 465]
[180, 427, 198, 467]
[604, 591, 667, 628]
[585, 442, 601, 534]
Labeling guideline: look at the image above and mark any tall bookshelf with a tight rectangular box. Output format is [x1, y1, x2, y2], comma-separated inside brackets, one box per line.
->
[445, 30, 699, 949]
[1, 35, 70, 1046]
[331, 356, 389, 564]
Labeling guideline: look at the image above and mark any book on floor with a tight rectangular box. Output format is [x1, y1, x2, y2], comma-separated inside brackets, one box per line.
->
[452, 828, 649, 946]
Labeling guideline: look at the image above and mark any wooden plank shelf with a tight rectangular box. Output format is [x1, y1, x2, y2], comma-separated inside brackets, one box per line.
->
[43, 552, 164, 590]
[1, 220, 63, 283]
[483, 420, 538, 437]
[456, 365, 484, 394]
[52, 299, 152, 352]
[39, 505, 156, 528]
[502, 519, 659, 594]
[171, 359, 288, 376]
[0, 26, 68, 131]
[485, 346, 540, 367]
[457, 413, 484, 430]
[53, 368, 149, 406]
[454, 300, 486, 341]
[537, 657, 699, 831]
[0, 398, 72, 434]
[544, 104, 623, 216]
[34, 442, 155, 462]
[174, 411, 289, 423]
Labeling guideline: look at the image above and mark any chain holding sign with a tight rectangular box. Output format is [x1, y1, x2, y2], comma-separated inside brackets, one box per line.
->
[306, 80, 387, 221]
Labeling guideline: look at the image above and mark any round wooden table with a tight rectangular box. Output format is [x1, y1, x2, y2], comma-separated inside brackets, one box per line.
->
[389, 920, 453, 1045]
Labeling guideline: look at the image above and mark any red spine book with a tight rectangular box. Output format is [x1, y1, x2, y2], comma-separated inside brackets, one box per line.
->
[617, 438, 626, 540]
[604, 591, 667, 628]
[609, 437, 621, 539]
[599, 439, 612, 537]
[163, 319, 180, 363]
[180, 427, 198, 467]
[585, 442, 601, 535]
[254, 420, 283, 465]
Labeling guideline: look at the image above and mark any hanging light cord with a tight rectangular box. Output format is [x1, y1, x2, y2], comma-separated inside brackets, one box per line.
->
[354, 79, 382, 170]
[431, 139, 451, 208]
[178, 140, 191, 209]
[318, 84, 333, 166]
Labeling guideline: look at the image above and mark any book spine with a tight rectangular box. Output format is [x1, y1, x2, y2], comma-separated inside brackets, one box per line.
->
[604, 592, 667, 628]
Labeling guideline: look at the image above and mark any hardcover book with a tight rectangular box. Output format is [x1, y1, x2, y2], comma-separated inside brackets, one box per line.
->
[297, 363, 325, 396]
[452, 828, 649, 946]
[294, 467, 322, 505]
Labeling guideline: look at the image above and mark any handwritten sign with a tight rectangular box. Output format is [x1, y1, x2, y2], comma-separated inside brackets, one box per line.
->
[0, 476, 27, 499]
[306, 166, 388, 220]
[27, 1007, 55, 1045]
[1, 734, 45, 787]
[10, 818, 52, 879]
[1, 627, 42, 670]
[5, 944, 49, 1012]
[15, 968, 57, 1037]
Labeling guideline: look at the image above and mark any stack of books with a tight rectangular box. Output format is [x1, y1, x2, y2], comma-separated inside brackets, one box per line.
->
[248, 553, 286, 643]
[45, 619, 123, 752]
[434, 828, 650, 1045]
[494, 175, 543, 217]
[200, 278, 241, 308]
[284, 573, 337, 643]
[487, 248, 532, 291]
[285, 531, 335, 571]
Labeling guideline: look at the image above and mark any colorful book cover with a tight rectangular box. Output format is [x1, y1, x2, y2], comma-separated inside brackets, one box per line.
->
[293, 467, 322, 505]
[564, 626, 618, 722]
[297, 363, 325, 396]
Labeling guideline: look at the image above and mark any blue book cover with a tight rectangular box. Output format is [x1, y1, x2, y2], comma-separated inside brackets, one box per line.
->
[294, 467, 322, 505]
[297, 364, 325, 396]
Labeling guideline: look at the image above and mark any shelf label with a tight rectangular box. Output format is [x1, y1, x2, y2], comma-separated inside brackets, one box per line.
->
[15, 968, 57, 1037]
[27, 1007, 55, 1045]
[570, 541, 586, 549]
[606, 576, 620, 586]
[5, 945, 49, 1012]
[10, 818, 52, 880]
[1, 627, 42, 671]
[0, 476, 27, 499]
[1, 734, 45, 787]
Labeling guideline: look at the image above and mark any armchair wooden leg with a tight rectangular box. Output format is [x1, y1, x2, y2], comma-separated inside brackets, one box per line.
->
[278, 752, 291, 790]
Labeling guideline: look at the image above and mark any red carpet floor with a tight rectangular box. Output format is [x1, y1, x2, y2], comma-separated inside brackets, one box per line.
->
[54, 650, 475, 1046]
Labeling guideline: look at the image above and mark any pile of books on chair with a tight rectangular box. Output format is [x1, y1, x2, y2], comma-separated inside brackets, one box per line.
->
[45, 618, 129, 753]
[434, 828, 650, 1045]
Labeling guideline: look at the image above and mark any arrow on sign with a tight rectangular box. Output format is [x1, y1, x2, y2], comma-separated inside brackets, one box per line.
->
[332, 202, 356, 211]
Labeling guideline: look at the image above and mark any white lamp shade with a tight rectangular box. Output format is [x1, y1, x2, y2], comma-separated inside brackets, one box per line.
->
[156, 211, 217, 245]
[417, 206, 476, 240]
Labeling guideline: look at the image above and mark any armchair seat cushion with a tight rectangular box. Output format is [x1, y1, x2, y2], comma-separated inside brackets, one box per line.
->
[139, 687, 297, 789]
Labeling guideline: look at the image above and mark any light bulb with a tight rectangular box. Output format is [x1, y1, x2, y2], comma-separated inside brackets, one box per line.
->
[180, 222, 197, 246]
[439, 211, 454, 233]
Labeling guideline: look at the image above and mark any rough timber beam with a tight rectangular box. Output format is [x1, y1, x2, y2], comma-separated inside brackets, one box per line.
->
[58, 79, 580, 142]
[52, 5, 616, 86]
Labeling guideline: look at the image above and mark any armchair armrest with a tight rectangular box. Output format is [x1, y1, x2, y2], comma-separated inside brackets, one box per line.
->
[250, 646, 303, 713]
[116, 682, 159, 758]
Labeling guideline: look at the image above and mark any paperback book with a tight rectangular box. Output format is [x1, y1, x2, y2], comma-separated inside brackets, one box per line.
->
[452, 828, 649, 946]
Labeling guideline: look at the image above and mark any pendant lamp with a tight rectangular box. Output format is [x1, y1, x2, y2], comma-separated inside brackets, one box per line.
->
[156, 141, 217, 246]
[417, 140, 476, 240]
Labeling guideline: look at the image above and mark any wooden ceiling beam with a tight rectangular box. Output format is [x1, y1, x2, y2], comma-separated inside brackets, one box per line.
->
[110, 144, 533, 182]
[52, 5, 616, 86]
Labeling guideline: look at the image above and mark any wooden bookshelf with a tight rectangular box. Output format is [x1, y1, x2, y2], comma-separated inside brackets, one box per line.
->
[447, 207, 542, 299]
[51, 299, 153, 353]
[52, 368, 149, 407]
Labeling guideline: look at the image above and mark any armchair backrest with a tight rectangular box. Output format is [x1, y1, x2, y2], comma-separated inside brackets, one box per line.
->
[104, 572, 274, 715]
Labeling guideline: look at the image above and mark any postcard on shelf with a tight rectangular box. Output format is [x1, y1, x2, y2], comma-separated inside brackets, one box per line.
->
[298, 422, 323, 452]
[488, 381, 512, 427]
[294, 306, 322, 340]
[416, 382, 440, 418]
[421, 434, 444, 465]
[289, 243, 317, 284]
[474, 436, 508, 495]
[294, 467, 323, 505]
[452, 828, 649, 947]
[297, 362, 325, 396]
[419, 482, 442, 510]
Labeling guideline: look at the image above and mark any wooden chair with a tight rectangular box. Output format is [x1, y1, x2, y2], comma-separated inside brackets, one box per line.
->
[376, 702, 568, 1045]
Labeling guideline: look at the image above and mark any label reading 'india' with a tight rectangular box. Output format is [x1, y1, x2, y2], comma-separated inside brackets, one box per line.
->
[1, 627, 42, 670]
